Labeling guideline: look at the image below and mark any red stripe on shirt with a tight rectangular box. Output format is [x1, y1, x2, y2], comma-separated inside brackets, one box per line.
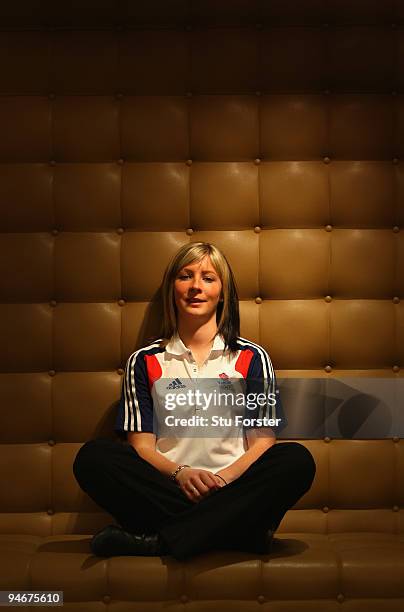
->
[144, 354, 162, 390]
[235, 348, 254, 378]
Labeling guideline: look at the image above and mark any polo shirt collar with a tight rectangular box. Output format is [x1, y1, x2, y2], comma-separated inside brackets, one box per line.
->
[165, 332, 225, 356]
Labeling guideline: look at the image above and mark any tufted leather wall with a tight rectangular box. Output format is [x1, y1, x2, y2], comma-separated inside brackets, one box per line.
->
[1, 2, 404, 611]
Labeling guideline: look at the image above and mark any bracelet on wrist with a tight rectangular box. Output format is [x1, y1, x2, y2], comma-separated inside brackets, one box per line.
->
[170, 464, 190, 482]
[215, 474, 228, 485]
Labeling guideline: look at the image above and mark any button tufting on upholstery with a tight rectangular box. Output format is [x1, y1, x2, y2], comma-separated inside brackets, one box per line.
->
[3, 20, 403, 611]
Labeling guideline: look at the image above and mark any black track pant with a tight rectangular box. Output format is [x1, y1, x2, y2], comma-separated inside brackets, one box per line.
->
[73, 438, 316, 561]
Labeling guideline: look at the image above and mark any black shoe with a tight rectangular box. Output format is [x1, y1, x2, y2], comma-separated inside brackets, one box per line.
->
[246, 528, 274, 554]
[90, 524, 169, 557]
[224, 528, 274, 555]
[262, 529, 274, 553]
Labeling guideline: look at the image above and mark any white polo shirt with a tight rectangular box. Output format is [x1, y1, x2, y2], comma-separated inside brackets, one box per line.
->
[115, 332, 286, 472]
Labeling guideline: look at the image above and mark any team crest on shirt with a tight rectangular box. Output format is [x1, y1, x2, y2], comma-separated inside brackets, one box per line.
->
[218, 372, 233, 389]
[166, 378, 186, 389]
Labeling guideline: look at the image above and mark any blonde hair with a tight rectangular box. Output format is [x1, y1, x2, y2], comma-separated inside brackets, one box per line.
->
[150, 242, 240, 355]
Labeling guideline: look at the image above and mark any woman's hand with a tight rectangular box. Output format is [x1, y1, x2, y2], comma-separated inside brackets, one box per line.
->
[214, 469, 233, 487]
[175, 467, 221, 503]
[213, 474, 227, 488]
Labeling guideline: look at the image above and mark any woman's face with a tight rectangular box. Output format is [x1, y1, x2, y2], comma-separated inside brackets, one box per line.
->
[173, 256, 223, 321]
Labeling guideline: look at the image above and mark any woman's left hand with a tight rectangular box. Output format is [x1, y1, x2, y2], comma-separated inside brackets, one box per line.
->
[214, 470, 233, 487]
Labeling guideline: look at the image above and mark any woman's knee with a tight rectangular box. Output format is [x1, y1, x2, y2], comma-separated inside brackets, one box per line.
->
[73, 438, 114, 479]
[287, 442, 316, 485]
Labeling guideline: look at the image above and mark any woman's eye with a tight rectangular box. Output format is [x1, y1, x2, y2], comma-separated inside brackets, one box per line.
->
[178, 275, 214, 282]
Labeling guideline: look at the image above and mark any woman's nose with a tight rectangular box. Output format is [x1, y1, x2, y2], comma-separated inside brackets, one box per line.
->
[190, 277, 202, 290]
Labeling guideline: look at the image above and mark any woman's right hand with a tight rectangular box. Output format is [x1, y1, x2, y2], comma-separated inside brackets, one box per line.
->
[175, 467, 222, 503]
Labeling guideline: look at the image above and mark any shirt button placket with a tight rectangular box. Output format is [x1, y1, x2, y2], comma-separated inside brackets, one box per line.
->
[188, 350, 198, 382]
[187, 352, 198, 412]
[193, 362, 199, 414]
[188, 352, 195, 373]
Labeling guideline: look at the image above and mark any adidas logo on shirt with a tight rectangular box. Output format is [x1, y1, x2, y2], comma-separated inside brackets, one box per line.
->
[166, 378, 186, 389]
